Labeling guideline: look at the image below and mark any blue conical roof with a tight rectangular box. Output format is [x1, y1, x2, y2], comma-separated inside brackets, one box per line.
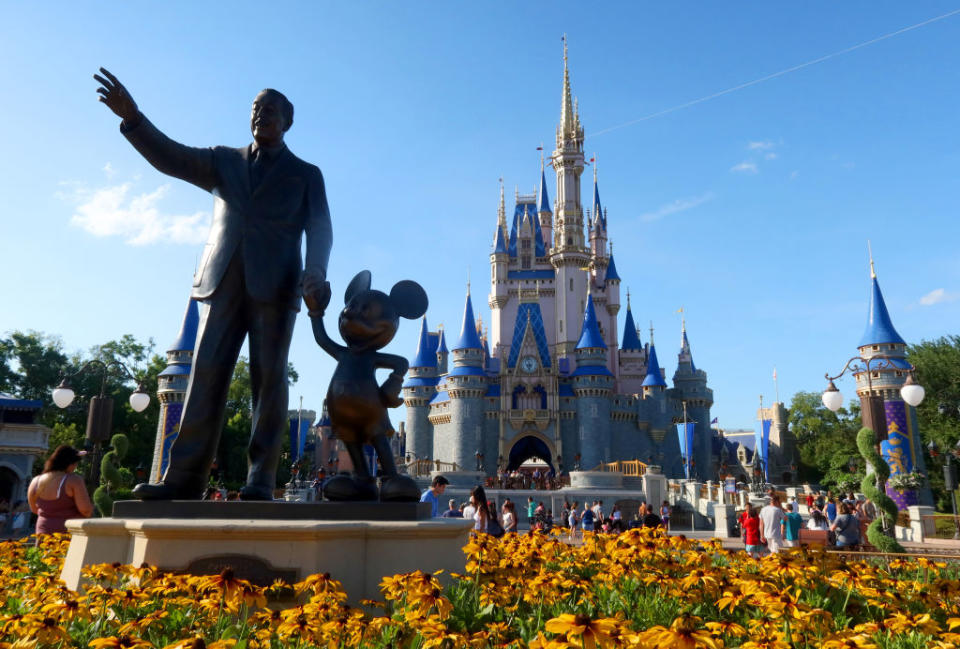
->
[452, 292, 483, 351]
[859, 275, 906, 347]
[621, 305, 642, 351]
[539, 169, 551, 213]
[437, 329, 448, 354]
[605, 255, 620, 282]
[593, 177, 605, 230]
[493, 224, 507, 254]
[680, 329, 697, 372]
[642, 343, 667, 387]
[576, 295, 607, 350]
[169, 298, 199, 352]
[410, 317, 437, 368]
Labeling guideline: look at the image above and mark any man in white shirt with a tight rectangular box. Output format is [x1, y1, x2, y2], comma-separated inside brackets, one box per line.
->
[759, 495, 786, 554]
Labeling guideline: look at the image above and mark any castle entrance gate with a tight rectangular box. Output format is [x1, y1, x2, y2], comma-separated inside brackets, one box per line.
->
[506, 435, 554, 472]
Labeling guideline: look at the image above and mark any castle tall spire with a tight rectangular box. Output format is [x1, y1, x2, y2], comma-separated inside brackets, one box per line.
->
[410, 317, 437, 369]
[576, 294, 607, 350]
[561, 35, 575, 136]
[621, 296, 642, 351]
[859, 255, 905, 348]
[642, 324, 667, 387]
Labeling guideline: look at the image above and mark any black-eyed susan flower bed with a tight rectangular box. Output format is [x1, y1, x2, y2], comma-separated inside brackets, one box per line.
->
[3, 529, 960, 648]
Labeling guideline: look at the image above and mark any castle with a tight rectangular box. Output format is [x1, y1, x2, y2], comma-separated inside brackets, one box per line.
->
[403, 45, 714, 480]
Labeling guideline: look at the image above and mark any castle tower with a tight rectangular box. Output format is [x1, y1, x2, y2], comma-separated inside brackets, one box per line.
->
[671, 316, 713, 480]
[588, 165, 608, 266]
[150, 298, 199, 482]
[436, 327, 449, 375]
[853, 254, 930, 506]
[538, 162, 553, 250]
[618, 292, 647, 394]
[603, 249, 621, 374]
[550, 39, 590, 358]
[489, 181, 510, 351]
[641, 326, 672, 465]
[402, 317, 440, 461]
[440, 289, 487, 468]
[572, 294, 614, 469]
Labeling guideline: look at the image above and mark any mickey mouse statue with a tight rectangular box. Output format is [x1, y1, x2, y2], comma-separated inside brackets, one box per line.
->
[305, 270, 427, 501]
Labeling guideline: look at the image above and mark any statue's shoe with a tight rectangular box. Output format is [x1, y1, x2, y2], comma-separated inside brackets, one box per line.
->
[323, 475, 378, 501]
[238, 484, 274, 501]
[132, 481, 199, 500]
[379, 475, 420, 502]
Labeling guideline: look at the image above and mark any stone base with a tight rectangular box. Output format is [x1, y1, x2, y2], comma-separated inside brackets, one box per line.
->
[62, 516, 474, 603]
[112, 500, 431, 521]
[569, 471, 623, 489]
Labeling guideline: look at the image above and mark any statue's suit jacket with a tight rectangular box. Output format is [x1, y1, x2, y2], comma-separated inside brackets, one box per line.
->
[122, 116, 332, 309]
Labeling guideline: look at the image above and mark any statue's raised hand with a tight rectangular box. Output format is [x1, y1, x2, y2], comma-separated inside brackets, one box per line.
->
[94, 68, 139, 124]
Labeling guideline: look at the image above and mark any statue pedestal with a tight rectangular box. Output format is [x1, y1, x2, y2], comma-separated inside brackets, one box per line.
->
[431, 470, 486, 489]
[569, 471, 623, 489]
[62, 504, 473, 603]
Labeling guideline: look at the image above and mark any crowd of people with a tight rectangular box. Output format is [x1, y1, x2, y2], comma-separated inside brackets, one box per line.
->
[737, 489, 877, 557]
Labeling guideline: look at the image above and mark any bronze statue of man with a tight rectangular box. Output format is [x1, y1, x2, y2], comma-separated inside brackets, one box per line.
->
[95, 68, 332, 500]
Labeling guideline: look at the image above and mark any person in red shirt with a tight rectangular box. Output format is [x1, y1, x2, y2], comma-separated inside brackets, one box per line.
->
[742, 504, 763, 558]
[806, 492, 815, 510]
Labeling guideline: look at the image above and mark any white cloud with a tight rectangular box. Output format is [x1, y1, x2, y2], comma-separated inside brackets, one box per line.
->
[919, 288, 960, 306]
[730, 161, 758, 174]
[764, 152, 778, 160]
[62, 181, 210, 246]
[103, 162, 116, 179]
[748, 140, 775, 151]
[639, 192, 715, 222]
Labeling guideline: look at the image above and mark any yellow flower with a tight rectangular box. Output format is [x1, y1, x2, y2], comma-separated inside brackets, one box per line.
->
[89, 635, 154, 649]
[641, 614, 720, 649]
[545, 614, 620, 649]
[883, 612, 940, 635]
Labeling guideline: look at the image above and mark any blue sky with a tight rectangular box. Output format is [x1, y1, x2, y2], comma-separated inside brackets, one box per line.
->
[2, 2, 959, 431]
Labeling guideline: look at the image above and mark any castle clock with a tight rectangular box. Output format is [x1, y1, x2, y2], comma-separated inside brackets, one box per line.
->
[520, 355, 538, 374]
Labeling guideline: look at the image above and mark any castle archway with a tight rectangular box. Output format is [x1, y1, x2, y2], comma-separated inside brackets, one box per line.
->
[0, 466, 20, 505]
[506, 434, 554, 472]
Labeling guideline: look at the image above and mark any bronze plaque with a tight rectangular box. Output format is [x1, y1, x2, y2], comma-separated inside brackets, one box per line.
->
[176, 554, 298, 587]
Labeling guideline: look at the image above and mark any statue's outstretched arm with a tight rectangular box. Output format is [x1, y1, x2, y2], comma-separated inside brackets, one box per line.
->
[95, 67, 218, 192]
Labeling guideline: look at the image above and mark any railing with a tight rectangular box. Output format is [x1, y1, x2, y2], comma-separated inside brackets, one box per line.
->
[591, 460, 648, 476]
[921, 515, 960, 540]
[406, 459, 462, 477]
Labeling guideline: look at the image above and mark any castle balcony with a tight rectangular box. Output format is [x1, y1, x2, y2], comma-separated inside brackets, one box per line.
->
[507, 408, 551, 432]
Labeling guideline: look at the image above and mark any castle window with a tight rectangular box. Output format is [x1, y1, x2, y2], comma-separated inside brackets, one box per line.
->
[569, 278, 574, 291]
[521, 255, 531, 269]
[521, 239, 531, 250]
[567, 237, 572, 245]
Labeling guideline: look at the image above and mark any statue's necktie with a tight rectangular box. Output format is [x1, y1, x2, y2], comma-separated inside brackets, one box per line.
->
[250, 149, 266, 189]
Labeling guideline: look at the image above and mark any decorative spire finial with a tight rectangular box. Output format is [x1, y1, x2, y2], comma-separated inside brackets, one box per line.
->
[868, 239, 876, 279]
[467, 267, 471, 296]
[626, 287, 631, 309]
[677, 306, 686, 334]
[649, 321, 655, 345]
[560, 35, 575, 135]
[593, 153, 598, 184]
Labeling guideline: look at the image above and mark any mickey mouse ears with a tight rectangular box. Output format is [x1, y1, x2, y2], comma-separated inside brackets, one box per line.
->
[343, 270, 428, 320]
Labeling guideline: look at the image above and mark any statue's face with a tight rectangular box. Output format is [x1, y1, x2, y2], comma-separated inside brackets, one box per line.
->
[251, 92, 288, 145]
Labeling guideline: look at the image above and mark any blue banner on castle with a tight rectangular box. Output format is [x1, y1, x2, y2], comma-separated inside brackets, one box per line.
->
[288, 416, 312, 464]
[676, 422, 695, 479]
[881, 399, 918, 509]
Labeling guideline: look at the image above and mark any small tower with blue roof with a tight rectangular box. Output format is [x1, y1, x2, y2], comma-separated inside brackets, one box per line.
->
[150, 298, 199, 482]
[853, 252, 930, 506]
[538, 159, 553, 249]
[671, 313, 714, 480]
[572, 294, 614, 468]
[403, 317, 441, 462]
[618, 291, 648, 394]
[438, 288, 487, 470]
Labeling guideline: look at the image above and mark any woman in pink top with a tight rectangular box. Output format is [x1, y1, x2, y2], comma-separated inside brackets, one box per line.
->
[27, 445, 94, 535]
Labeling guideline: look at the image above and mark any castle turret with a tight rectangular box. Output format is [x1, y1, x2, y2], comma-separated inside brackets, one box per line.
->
[436, 327, 449, 375]
[618, 292, 647, 395]
[490, 181, 510, 351]
[572, 294, 614, 469]
[150, 298, 199, 482]
[671, 316, 713, 480]
[403, 317, 440, 461]
[440, 289, 487, 468]
[640, 326, 672, 466]
[852, 254, 930, 506]
[588, 165, 608, 265]
[603, 248, 621, 374]
[538, 162, 553, 250]
[550, 39, 590, 358]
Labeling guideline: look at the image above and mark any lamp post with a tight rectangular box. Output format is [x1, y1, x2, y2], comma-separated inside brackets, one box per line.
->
[821, 355, 925, 432]
[927, 439, 960, 538]
[52, 359, 150, 490]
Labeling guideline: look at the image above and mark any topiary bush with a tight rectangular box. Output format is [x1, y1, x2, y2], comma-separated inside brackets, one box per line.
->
[857, 426, 905, 553]
[93, 433, 129, 517]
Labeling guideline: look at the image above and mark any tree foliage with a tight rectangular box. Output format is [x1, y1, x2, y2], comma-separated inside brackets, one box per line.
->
[907, 335, 960, 511]
[789, 391, 863, 490]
